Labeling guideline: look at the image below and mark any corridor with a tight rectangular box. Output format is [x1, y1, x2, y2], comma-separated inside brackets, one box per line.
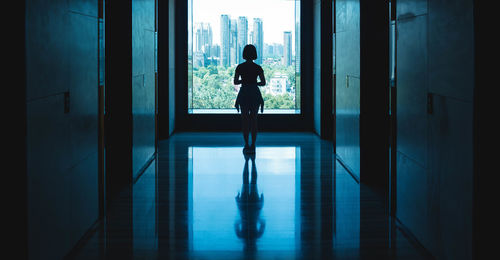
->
[72, 133, 429, 259]
[19, 0, 481, 258]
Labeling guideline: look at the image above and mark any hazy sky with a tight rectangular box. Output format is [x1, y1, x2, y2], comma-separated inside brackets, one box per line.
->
[193, 0, 296, 46]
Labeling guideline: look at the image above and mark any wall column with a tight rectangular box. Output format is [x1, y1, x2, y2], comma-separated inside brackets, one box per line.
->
[359, 0, 390, 191]
[105, 0, 133, 200]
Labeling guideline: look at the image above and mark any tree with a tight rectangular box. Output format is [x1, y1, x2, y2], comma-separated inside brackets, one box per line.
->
[262, 93, 294, 109]
[191, 63, 297, 110]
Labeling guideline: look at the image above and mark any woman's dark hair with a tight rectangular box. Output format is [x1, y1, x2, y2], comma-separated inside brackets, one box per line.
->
[242, 44, 257, 61]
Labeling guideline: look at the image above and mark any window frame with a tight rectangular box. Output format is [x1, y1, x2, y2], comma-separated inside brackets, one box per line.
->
[173, 0, 312, 132]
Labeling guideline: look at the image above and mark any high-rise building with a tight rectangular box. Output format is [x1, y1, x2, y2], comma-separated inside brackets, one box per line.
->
[269, 73, 289, 95]
[273, 43, 284, 57]
[283, 31, 292, 66]
[230, 19, 238, 66]
[195, 23, 212, 54]
[249, 32, 253, 48]
[252, 18, 263, 64]
[220, 15, 230, 67]
[193, 52, 207, 68]
[211, 44, 220, 59]
[195, 24, 202, 52]
[264, 43, 272, 58]
[237, 16, 248, 64]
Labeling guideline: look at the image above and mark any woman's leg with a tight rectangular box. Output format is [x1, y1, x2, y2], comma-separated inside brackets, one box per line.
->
[241, 107, 250, 147]
[249, 108, 258, 148]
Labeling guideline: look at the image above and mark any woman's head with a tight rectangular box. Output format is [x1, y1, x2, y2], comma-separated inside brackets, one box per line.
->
[242, 44, 257, 61]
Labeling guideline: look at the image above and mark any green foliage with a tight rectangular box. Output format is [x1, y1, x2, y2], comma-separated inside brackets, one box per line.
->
[191, 63, 298, 110]
[192, 65, 236, 109]
[262, 93, 295, 109]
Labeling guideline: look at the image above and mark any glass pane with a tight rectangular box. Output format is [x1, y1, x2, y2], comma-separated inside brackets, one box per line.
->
[188, 0, 194, 111]
[188, 0, 301, 114]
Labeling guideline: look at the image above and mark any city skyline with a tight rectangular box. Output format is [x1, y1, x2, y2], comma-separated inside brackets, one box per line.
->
[193, 0, 295, 47]
[194, 15, 293, 67]
[194, 18, 295, 49]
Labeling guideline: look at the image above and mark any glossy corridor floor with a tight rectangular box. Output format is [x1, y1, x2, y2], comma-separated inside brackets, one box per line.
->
[73, 133, 430, 259]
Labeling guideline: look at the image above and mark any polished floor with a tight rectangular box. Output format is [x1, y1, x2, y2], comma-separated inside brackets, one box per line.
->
[72, 133, 430, 259]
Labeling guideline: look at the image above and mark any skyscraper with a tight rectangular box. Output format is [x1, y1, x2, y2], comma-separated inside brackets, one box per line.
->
[249, 32, 254, 48]
[203, 24, 213, 55]
[283, 31, 292, 66]
[237, 16, 248, 64]
[220, 15, 230, 67]
[252, 18, 263, 64]
[211, 44, 220, 59]
[230, 19, 238, 66]
[195, 23, 212, 54]
[264, 43, 272, 58]
[274, 43, 284, 56]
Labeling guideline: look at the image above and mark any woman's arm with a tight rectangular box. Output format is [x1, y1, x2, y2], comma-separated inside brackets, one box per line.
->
[233, 71, 242, 85]
[257, 71, 266, 86]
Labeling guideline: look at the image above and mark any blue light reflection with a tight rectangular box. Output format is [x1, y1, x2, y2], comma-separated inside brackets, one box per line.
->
[189, 147, 300, 252]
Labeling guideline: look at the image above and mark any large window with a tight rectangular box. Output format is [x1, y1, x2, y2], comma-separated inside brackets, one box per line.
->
[188, 0, 301, 114]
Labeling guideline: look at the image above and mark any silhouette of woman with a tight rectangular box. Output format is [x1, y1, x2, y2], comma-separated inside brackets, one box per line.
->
[234, 44, 266, 153]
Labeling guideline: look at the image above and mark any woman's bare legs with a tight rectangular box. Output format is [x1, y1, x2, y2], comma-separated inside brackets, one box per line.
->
[241, 107, 250, 148]
[249, 108, 258, 149]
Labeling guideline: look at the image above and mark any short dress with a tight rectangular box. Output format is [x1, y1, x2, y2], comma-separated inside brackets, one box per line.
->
[234, 62, 264, 110]
[236, 83, 264, 110]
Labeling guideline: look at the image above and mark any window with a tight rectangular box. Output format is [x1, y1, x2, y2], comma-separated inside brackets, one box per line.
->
[188, 0, 301, 114]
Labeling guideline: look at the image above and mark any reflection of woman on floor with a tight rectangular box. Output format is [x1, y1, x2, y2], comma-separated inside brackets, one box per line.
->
[234, 44, 266, 154]
[235, 153, 265, 252]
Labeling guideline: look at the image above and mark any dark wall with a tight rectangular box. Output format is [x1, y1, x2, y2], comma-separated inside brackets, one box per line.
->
[312, 0, 334, 140]
[105, 0, 156, 196]
[175, 0, 188, 131]
[335, 0, 361, 179]
[158, 0, 176, 138]
[359, 1, 389, 188]
[132, 0, 156, 177]
[157, 0, 171, 139]
[169, 0, 177, 135]
[300, 0, 315, 132]
[320, 0, 334, 141]
[25, 0, 157, 257]
[396, 0, 474, 259]
[473, 1, 492, 258]
[313, 0, 322, 135]
[26, 0, 99, 258]
[13, 0, 28, 257]
[335, 0, 389, 190]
